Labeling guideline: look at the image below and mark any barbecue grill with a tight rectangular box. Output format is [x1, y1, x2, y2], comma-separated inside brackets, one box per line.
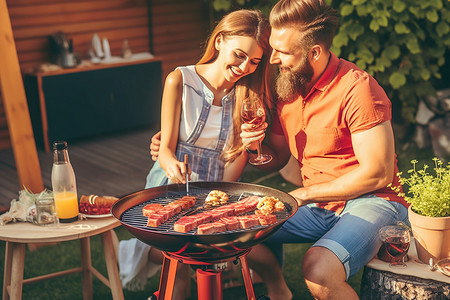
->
[112, 181, 298, 299]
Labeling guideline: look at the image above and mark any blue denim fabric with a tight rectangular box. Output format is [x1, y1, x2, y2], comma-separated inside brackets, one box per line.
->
[265, 194, 409, 279]
[126, 66, 235, 291]
[145, 159, 169, 188]
[145, 81, 234, 187]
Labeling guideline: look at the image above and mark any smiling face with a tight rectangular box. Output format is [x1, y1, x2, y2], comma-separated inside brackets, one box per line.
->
[269, 27, 314, 101]
[215, 35, 264, 83]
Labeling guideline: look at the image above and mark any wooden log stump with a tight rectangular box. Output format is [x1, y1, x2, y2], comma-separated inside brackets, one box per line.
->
[360, 266, 450, 299]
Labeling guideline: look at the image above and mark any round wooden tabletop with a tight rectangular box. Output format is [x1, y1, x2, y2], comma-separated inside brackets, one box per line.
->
[0, 216, 120, 243]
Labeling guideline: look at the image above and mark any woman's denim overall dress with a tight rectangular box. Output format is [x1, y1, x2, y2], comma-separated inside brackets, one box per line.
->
[145, 81, 234, 189]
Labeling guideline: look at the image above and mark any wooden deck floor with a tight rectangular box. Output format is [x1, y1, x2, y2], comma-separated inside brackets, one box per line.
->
[0, 127, 158, 209]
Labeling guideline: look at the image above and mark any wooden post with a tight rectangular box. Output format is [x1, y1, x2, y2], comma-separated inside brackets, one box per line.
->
[0, 0, 43, 193]
[360, 266, 450, 299]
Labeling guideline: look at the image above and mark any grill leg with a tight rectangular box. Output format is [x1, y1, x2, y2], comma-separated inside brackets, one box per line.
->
[197, 268, 223, 300]
[240, 254, 256, 300]
[157, 256, 177, 300]
[158, 250, 254, 300]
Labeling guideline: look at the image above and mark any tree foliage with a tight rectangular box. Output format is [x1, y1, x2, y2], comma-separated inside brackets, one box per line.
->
[206, 0, 275, 15]
[329, 0, 450, 124]
[208, 0, 450, 124]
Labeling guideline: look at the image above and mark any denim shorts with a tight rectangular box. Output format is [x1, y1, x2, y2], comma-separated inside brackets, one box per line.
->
[264, 194, 409, 279]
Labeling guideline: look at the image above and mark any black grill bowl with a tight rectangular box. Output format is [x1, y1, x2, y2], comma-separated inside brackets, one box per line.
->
[111, 181, 298, 260]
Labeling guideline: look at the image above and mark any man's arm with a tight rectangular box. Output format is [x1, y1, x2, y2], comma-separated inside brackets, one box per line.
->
[291, 120, 395, 206]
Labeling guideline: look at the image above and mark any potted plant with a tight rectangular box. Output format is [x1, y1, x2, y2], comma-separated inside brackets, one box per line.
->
[390, 158, 450, 263]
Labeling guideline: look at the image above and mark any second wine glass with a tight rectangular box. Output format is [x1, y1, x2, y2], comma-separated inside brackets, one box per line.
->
[241, 98, 272, 165]
[377, 224, 411, 268]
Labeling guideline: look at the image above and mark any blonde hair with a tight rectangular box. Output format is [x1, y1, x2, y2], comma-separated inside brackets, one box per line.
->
[198, 9, 274, 164]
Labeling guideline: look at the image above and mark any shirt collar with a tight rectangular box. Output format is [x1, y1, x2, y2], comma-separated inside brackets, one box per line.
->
[313, 51, 339, 92]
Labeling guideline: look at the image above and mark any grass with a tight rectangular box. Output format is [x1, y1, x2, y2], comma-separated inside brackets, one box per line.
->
[0, 131, 439, 299]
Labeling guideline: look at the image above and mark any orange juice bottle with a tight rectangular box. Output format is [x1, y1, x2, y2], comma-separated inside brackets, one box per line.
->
[51, 141, 79, 222]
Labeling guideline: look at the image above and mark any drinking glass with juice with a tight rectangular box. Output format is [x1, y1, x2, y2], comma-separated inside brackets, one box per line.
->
[54, 191, 79, 220]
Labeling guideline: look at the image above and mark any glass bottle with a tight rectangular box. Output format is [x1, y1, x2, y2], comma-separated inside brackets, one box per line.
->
[51, 141, 79, 222]
[122, 39, 132, 59]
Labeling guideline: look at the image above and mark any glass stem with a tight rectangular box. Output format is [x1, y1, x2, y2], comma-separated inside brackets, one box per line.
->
[256, 140, 263, 158]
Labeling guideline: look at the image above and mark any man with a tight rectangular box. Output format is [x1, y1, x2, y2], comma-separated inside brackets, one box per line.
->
[150, 1, 409, 299]
[239, 0, 409, 299]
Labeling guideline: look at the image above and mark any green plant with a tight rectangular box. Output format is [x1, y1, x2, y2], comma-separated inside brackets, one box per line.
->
[206, 0, 276, 17]
[330, 0, 450, 124]
[390, 158, 450, 217]
[208, 0, 246, 11]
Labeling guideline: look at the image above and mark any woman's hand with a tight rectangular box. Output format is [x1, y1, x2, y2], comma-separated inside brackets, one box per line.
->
[240, 121, 268, 150]
[165, 158, 191, 184]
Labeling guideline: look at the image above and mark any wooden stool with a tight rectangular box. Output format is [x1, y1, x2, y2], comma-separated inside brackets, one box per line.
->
[360, 242, 450, 299]
[0, 217, 124, 300]
[361, 267, 450, 299]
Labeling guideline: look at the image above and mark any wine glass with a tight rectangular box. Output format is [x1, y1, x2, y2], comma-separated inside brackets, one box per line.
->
[377, 224, 411, 268]
[241, 98, 272, 165]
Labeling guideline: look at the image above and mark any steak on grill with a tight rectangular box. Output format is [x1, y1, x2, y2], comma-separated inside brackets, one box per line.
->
[145, 196, 196, 227]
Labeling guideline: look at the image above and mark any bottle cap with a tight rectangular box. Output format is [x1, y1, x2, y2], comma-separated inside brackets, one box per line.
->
[53, 141, 68, 150]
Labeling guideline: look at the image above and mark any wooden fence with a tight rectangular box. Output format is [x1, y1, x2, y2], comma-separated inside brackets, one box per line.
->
[0, 0, 209, 149]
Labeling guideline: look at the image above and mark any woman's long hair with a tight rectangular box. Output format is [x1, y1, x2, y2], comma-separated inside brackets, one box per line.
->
[197, 9, 275, 164]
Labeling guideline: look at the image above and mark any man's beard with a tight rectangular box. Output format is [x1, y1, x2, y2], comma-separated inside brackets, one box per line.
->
[275, 53, 314, 103]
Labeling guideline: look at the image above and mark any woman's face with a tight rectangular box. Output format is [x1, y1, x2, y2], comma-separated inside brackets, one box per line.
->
[215, 35, 264, 83]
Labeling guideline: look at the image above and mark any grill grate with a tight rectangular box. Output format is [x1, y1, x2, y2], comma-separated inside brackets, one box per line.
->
[121, 186, 292, 235]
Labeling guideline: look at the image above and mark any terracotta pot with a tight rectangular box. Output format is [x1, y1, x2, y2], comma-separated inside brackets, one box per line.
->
[408, 205, 450, 263]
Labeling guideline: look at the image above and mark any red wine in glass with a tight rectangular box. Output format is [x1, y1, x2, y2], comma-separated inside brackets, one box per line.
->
[241, 98, 272, 165]
[378, 224, 411, 267]
[384, 236, 410, 263]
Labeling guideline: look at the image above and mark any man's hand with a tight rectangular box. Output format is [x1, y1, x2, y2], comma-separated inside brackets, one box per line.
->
[150, 131, 161, 161]
[288, 186, 314, 207]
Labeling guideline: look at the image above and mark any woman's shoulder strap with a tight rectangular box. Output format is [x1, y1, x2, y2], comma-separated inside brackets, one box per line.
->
[175, 65, 203, 96]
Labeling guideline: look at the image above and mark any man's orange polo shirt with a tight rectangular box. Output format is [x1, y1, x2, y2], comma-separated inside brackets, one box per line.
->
[272, 52, 407, 214]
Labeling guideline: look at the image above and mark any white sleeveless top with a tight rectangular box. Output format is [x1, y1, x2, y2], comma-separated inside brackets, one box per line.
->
[177, 65, 234, 150]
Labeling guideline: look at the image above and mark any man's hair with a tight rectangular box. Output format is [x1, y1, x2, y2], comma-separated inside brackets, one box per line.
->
[270, 0, 338, 51]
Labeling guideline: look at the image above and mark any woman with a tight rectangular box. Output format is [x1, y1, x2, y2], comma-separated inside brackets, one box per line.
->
[117, 9, 274, 298]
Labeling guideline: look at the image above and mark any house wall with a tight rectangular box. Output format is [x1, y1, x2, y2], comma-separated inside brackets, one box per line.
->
[0, 0, 209, 149]
[152, 0, 210, 77]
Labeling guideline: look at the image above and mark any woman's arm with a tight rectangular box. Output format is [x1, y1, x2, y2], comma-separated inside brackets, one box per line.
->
[158, 69, 188, 183]
[222, 151, 248, 182]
